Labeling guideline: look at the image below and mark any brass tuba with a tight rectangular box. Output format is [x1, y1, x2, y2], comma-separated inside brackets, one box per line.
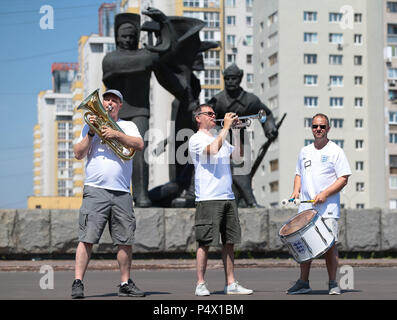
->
[77, 89, 135, 160]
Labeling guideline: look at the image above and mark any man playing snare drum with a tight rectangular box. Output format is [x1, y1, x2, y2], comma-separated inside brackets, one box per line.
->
[286, 113, 351, 295]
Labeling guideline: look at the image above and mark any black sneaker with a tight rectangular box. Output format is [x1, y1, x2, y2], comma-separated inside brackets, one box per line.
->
[71, 279, 84, 299]
[286, 279, 312, 295]
[118, 278, 145, 297]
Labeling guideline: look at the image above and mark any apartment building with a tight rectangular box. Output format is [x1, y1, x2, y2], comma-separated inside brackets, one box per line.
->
[29, 63, 78, 208]
[385, 0, 397, 208]
[253, 0, 385, 208]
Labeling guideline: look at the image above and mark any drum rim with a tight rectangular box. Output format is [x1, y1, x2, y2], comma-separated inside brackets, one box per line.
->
[278, 209, 319, 238]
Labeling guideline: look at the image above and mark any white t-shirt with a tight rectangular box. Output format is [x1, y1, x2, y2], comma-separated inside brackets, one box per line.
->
[296, 140, 351, 218]
[189, 131, 235, 201]
[77, 119, 142, 193]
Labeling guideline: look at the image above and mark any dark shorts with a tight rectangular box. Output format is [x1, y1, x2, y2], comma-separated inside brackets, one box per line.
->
[78, 185, 136, 245]
[195, 200, 241, 247]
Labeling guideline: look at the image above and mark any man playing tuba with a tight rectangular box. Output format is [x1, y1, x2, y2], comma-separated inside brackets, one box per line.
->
[72, 89, 145, 299]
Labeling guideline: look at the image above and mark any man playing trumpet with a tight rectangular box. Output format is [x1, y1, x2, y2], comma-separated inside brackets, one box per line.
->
[72, 89, 145, 299]
[189, 104, 253, 296]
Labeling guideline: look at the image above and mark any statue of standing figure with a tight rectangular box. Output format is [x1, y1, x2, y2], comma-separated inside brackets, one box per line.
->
[208, 63, 279, 207]
[102, 7, 218, 207]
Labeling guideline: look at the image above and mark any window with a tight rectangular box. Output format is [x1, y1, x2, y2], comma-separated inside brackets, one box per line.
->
[329, 12, 342, 22]
[269, 159, 279, 172]
[356, 182, 365, 192]
[355, 119, 363, 128]
[354, 55, 363, 65]
[355, 76, 363, 85]
[305, 139, 314, 146]
[204, 50, 220, 66]
[304, 75, 318, 86]
[390, 111, 397, 124]
[246, 16, 253, 27]
[356, 203, 365, 209]
[304, 32, 318, 43]
[390, 199, 397, 209]
[333, 140, 344, 148]
[303, 11, 317, 22]
[225, 0, 236, 7]
[329, 33, 343, 44]
[329, 54, 343, 65]
[388, 68, 397, 79]
[268, 32, 278, 47]
[268, 53, 278, 66]
[246, 73, 254, 84]
[330, 118, 344, 128]
[204, 12, 220, 27]
[226, 16, 236, 26]
[304, 54, 317, 64]
[330, 97, 344, 107]
[356, 161, 364, 171]
[390, 133, 397, 144]
[354, 13, 362, 23]
[355, 97, 363, 107]
[329, 75, 343, 87]
[245, 35, 253, 46]
[355, 140, 364, 149]
[304, 96, 318, 107]
[391, 176, 397, 189]
[268, 74, 278, 87]
[246, 54, 252, 64]
[268, 96, 278, 109]
[354, 34, 363, 45]
[226, 34, 235, 46]
[387, 2, 397, 13]
[269, 181, 279, 192]
[268, 11, 278, 26]
[204, 70, 220, 85]
[227, 54, 235, 64]
[304, 118, 312, 128]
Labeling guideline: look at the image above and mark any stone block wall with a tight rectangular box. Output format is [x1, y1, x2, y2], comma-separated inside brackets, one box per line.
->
[0, 208, 396, 256]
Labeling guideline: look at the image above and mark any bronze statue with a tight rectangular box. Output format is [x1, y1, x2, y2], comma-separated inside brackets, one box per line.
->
[102, 7, 218, 207]
[208, 63, 279, 207]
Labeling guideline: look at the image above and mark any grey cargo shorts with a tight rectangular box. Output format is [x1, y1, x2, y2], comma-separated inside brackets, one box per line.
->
[78, 185, 136, 245]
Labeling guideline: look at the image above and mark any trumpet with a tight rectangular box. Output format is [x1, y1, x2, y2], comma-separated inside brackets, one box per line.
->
[215, 109, 266, 129]
[77, 89, 136, 161]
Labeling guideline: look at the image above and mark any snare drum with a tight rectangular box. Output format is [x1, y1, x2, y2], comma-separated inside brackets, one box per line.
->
[278, 209, 335, 264]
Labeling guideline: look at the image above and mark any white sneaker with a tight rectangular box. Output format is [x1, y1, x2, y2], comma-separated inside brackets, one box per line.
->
[224, 281, 253, 295]
[195, 282, 210, 296]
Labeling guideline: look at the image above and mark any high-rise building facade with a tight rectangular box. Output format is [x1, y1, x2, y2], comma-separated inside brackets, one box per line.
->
[253, 0, 385, 208]
[30, 63, 78, 208]
[384, 0, 397, 208]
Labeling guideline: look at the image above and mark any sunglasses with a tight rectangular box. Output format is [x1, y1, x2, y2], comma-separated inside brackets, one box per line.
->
[198, 111, 216, 117]
[312, 124, 327, 129]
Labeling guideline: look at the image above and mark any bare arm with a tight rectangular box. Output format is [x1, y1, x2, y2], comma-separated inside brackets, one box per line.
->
[230, 129, 243, 162]
[74, 133, 94, 160]
[290, 175, 301, 199]
[203, 112, 237, 155]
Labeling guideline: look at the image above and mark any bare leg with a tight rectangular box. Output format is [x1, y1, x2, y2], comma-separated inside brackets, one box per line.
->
[196, 246, 209, 284]
[324, 245, 339, 281]
[75, 242, 93, 280]
[222, 244, 236, 285]
[299, 260, 312, 282]
[117, 245, 132, 283]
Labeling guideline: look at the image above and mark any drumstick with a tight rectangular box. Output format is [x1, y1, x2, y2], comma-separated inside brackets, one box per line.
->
[280, 198, 315, 207]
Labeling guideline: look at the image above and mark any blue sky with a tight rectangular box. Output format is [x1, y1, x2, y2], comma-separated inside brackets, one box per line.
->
[0, 0, 113, 208]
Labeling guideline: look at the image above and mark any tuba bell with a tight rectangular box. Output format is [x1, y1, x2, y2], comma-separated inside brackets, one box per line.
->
[77, 89, 135, 160]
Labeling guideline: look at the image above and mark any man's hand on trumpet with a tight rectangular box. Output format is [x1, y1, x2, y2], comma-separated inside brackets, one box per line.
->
[222, 112, 239, 130]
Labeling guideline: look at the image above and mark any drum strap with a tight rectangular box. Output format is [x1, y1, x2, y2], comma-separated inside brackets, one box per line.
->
[303, 158, 316, 200]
